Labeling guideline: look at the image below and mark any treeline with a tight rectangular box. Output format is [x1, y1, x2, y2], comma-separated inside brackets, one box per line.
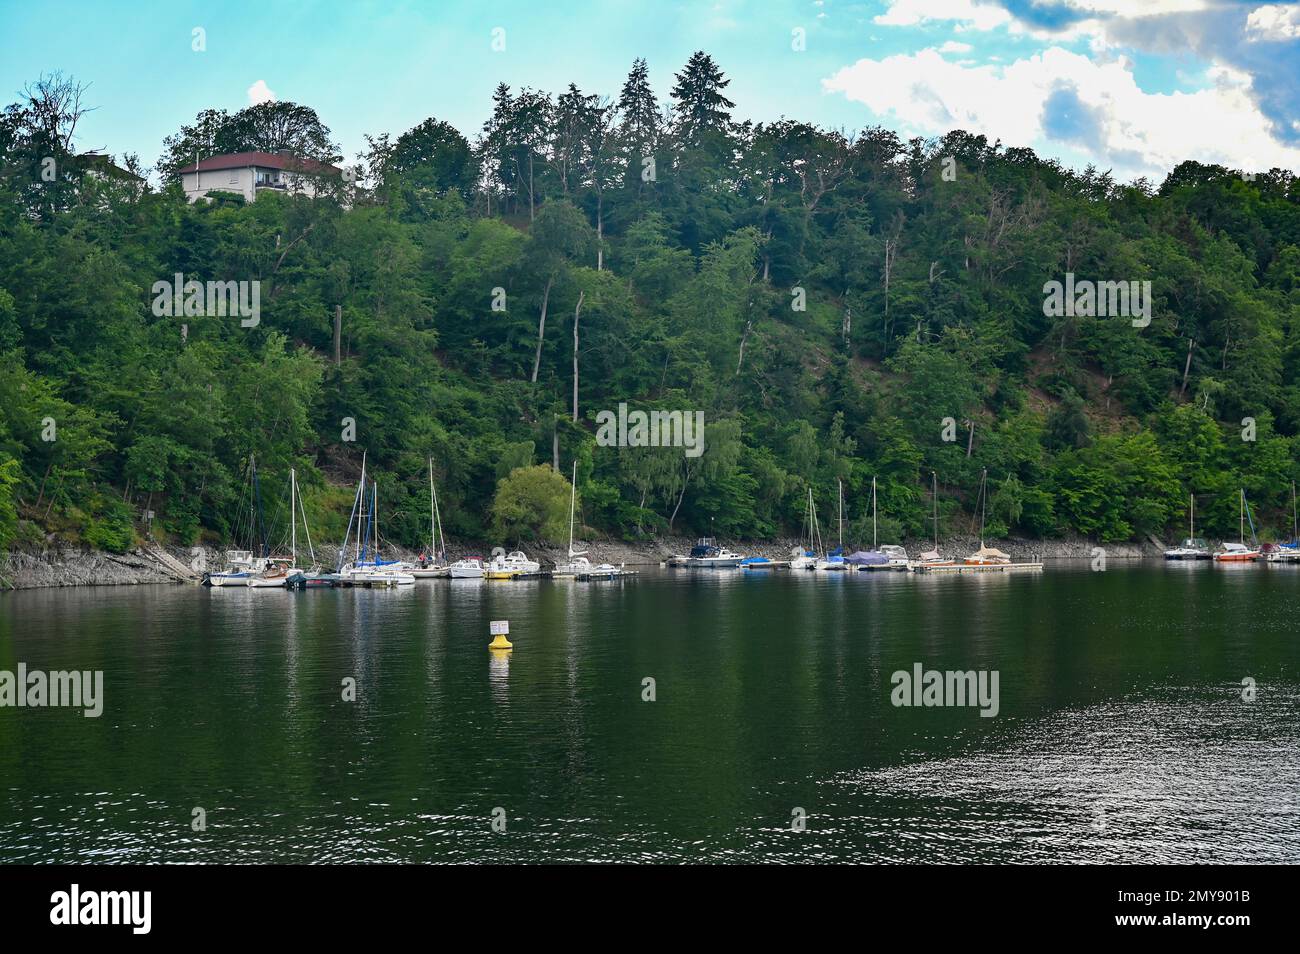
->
[1, 58, 1299, 553]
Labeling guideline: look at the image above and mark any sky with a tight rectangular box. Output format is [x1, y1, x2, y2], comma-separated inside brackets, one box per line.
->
[1, 0, 1298, 184]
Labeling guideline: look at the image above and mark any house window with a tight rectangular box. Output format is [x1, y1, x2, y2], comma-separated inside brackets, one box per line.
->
[229, 171, 238, 184]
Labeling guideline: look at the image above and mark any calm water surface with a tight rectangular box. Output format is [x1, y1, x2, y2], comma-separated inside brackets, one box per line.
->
[1, 563, 1297, 863]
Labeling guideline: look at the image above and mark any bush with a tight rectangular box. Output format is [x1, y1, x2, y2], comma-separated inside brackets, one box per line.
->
[490, 464, 572, 544]
[83, 498, 135, 553]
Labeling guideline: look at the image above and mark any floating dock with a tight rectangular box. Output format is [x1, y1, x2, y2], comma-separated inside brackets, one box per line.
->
[911, 561, 1044, 574]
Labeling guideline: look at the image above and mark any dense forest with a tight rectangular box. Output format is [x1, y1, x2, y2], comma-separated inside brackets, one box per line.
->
[2, 55, 1300, 555]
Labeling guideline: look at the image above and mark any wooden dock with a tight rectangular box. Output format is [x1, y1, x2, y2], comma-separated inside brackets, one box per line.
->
[911, 561, 1043, 574]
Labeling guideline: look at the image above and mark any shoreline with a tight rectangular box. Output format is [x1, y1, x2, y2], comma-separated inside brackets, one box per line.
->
[1, 535, 1164, 591]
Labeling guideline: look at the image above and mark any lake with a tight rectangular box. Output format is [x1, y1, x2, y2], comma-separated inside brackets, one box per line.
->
[1, 563, 1297, 863]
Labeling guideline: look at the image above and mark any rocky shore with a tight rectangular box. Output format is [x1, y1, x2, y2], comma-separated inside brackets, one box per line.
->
[1, 534, 1165, 590]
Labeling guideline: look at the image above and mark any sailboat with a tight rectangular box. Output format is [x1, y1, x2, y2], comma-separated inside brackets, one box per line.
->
[1213, 488, 1261, 562]
[816, 480, 850, 571]
[855, 476, 909, 570]
[1163, 493, 1210, 560]
[248, 467, 312, 587]
[965, 469, 1011, 565]
[914, 472, 956, 567]
[206, 455, 274, 586]
[1267, 481, 1300, 563]
[411, 458, 451, 578]
[555, 462, 592, 577]
[790, 487, 819, 570]
[338, 460, 415, 585]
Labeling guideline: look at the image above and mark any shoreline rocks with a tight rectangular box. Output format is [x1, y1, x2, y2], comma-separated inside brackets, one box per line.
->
[1, 534, 1163, 590]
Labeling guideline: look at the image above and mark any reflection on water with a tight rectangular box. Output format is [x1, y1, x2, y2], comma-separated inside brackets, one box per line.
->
[1, 565, 1298, 863]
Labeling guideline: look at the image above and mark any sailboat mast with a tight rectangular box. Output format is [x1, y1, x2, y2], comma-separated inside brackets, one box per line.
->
[338, 452, 365, 572]
[428, 457, 436, 555]
[980, 468, 988, 544]
[838, 479, 843, 549]
[932, 471, 939, 549]
[568, 461, 577, 557]
[872, 476, 878, 549]
[1240, 488, 1244, 544]
[290, 468, 296, 565]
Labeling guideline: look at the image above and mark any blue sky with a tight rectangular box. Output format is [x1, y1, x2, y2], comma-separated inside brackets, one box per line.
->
[2, 0, 1298, 183]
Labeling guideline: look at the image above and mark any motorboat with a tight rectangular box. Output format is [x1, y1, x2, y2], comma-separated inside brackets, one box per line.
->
[685, 538, 745, 567]
[449, 558, 485, 579]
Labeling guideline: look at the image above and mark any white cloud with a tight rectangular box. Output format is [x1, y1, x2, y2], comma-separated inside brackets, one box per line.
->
[938, 40, 974, 53]
[822, 46, 1300, 178]
[873, 0, 1011, 31]
[246, 79, 276, 105]
[1246, 4, 1300, 40]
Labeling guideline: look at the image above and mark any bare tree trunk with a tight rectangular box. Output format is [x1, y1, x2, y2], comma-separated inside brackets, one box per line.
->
[1179, 337, 1194, 399]
[965, 420, 975, 458]
[528, 154, 535, 222]
[553, 426, 560, 471]
[572, 290, 584, 422]
[668, 462, 691, 531]
[333, 305, 342, 365]
[737, 320, 752, 375]
[531, 277, 552, 383]
[596, 194, 604, 271]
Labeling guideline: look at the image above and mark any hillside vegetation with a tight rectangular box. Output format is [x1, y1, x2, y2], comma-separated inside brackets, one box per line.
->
[2, 59, 1299, 553]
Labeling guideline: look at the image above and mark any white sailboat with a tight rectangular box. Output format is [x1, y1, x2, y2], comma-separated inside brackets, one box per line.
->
[965, 469, 1011, 565]
[914, 471, 956, 567]
[555, 462, 591, 577]
[338, 458, 415, 585]
[816, 480, 850, 571]
[206, 455, 273, 586]
[412, 457, 451, 578]
[1164, 493, 1210, 560]
[248, 467, 311, 588]
[790, 487, 819, 570]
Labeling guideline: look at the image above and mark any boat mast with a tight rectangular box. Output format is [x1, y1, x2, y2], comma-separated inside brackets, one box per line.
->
[338, 452, 365, 572]
[1189, 492, 1194, 540]
[872, 476, 878, 549]
[932, 471, 939, 549]
[290, 467, 296, 566]
[295, 470, 316, 567]
[1293, 481, 1297, 543]
[434, 457, 444, 556]
[979, 468, 988, 545]
[837, 478, 843, 550]
[1240, 488, 1244, 544]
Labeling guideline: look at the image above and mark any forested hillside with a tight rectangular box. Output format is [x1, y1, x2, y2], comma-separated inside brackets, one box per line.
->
[2, 57, 1300, 554]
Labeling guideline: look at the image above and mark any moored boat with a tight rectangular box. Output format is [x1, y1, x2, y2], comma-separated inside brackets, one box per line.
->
[1165, 494, 1210, 559]
[449, 557, 485, 579]
[1213, 489, 1261, 562]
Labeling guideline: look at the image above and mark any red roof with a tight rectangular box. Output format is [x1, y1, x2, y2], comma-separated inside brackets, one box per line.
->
[177, 151, 340, 175]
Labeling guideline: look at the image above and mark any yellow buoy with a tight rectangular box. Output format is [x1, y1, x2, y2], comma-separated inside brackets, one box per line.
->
[489, 620, 512, 650]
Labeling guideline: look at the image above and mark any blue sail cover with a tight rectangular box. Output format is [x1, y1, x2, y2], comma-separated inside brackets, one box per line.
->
[844, 550, 887, 565]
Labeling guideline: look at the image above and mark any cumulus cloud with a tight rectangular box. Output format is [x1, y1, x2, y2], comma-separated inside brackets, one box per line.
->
[938, 40, 974, 53]
[822, 46, 1300, 179]
[865, 0, 1300, 153]
[246, 80, 276, 105]
[1246, 4, 1300, 40]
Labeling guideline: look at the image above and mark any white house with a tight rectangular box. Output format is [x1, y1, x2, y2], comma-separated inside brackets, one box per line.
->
[177, 150, 341, 203]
